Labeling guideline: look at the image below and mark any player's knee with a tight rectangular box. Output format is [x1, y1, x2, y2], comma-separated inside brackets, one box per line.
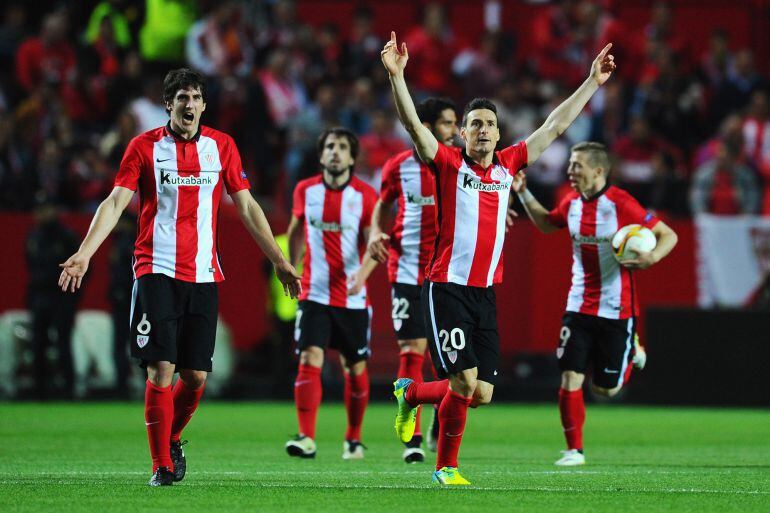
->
[592, 384, 622, 398]
[398, 338, 426, 354]
[299, 347, 324, 367]
[147, 361, 175, 387]
[180, 370, 207, 389]
[449, 374, 477, 397]
[561, 370, 585, 391]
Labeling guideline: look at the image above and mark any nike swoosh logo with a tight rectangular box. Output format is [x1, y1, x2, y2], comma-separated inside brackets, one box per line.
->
[603, 368, 620, 374]
[156, 158, 173, 163]
[445, 432, 462, 438]
[145, 421, 159, 426]
[357, 348, 369, 355]
[294, 380, 312, 387]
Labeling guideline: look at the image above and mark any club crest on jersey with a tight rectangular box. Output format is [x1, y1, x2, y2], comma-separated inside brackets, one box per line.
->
[202, 153, 215, 165]
[490, 167, 506, 182]
[447, 350, 458, 364]
[406, 192, 435, 206]
[136, 335, 149, 348]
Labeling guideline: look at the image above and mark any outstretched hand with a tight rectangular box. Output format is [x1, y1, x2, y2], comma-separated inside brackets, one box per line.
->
[275, 261, 302, 299]
[58, 252, 90, 293]
[381, 31, 409, 76]
[590, 43, 616, 85]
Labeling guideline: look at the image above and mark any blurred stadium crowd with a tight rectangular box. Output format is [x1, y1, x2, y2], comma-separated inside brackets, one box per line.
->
[1, 0, 769, 217]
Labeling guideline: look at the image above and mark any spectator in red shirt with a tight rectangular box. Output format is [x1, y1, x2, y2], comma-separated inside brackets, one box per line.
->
[690, 139, 759, 215]
[612, 115, 682, 205]
[742, 89, 770, 213]
[405, 2, 455, 96]
[15, 10, 76, 93]
[358, 108, 408, 190]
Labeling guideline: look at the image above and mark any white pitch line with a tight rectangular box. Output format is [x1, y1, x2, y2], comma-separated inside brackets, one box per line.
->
[0, 476, 766, 495]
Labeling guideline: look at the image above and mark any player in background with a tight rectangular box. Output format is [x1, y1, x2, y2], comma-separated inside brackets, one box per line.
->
[58, 69, 301, 486]
[514, 142, 678, 466]
[381, 31, 616, 485]
[365, 97, 457, 463]
[285, 127, 378, 460]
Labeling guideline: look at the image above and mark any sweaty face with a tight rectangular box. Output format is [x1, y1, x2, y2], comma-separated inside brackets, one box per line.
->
[167, 87, 206, 136]
[320, 134, 355, 175]
[461, 109, 500, 156]
[432, 108, 458, 146]
[567, 151, 600, 193]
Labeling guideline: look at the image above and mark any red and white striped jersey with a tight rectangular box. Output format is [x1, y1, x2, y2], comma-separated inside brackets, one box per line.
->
[428, 142, 528, 288]
[114, 123, 250, 283]
[380, 150, 436, 286]
[547, 185, 660, 319]
[292, 175, 377, 309]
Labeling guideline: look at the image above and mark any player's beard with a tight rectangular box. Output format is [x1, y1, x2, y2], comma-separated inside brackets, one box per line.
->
[323, 165, 351, 177]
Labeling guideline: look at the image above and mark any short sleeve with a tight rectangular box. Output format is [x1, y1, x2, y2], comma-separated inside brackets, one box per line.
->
[114, 138, 143, 191]
[547, 195, 571, 228]
[498, 141, 528, 174]
[431, 143, 459, 173]
[379, 157, 400, 203]
[221, 137, 250, 194]
[292, 182, 306, 220]
[619, 193, 659, 229]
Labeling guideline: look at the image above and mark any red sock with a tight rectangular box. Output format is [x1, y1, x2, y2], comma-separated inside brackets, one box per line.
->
[170, 379, 205, 443]
[344, 369, 369, 441]
[436, 390, 471, 470]
[144, 380, 173, 472]
[405, 379, 448, 406]
[398, 351, 424, 435]
[294, 364, 322, 439]
[559, 388, 585, 450]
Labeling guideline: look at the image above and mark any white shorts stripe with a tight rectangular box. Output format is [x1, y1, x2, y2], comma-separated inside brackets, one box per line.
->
[616, 318, 634, 388]
[428, 282, 447, 372]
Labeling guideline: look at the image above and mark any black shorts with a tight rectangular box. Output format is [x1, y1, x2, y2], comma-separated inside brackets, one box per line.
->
[294, 300, 371, 363]
[557, 312, 635, 389]
[391, 283, 427, 340]
[130, 274, 218, 372]
[422, 280, 500, 384]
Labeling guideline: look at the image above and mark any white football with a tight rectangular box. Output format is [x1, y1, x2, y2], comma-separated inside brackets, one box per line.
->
[611, 224, 657, 262]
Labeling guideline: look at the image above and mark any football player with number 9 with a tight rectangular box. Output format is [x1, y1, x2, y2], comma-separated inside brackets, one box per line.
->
[514, 141, 678, 466]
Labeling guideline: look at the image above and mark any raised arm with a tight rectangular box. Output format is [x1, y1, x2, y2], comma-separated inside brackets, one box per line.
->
[231, 189, 301, 298]
[525, 44, 616, 165]
[59, 186, 134, 292]
[381, 31, 438, 163]
[512, 171, 559, 234]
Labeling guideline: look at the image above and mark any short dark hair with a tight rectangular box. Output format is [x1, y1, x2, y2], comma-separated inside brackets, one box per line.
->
[461, 97, 498, 127]
[163, 68, 206, 107]
[317, 127, 359, 160]
[571, 141, 611, 172]
[416, 97, 456, 127]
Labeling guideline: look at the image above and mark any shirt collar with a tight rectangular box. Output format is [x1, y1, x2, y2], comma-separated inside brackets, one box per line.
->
[462, 148, 500, 170]
[165, 121, 201, 142]
[581, 181, 611, 202]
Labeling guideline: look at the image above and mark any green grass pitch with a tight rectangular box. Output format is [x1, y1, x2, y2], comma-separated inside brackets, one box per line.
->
[1, 402, 768, 512]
